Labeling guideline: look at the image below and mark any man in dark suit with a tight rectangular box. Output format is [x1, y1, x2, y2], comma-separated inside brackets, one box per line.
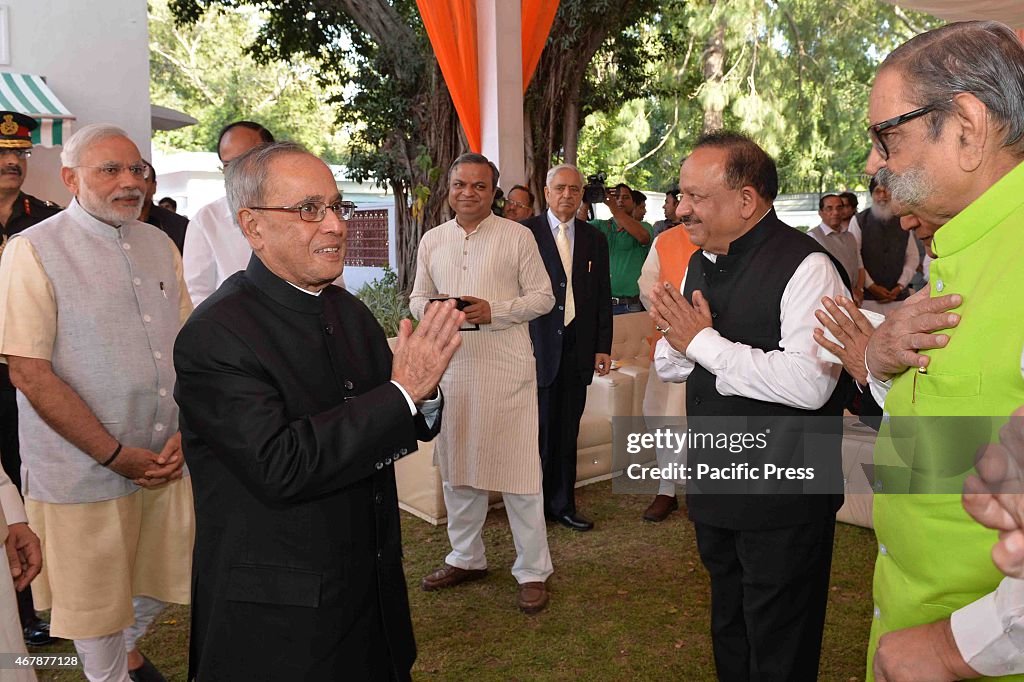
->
[173, 141, 464, 681]
[650, 132, 849, 681]
[526, 163, 612, 532]
[140, 161, 188, 253]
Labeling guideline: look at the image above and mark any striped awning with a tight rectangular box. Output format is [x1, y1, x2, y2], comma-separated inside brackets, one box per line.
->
[0, 73, 75, 147]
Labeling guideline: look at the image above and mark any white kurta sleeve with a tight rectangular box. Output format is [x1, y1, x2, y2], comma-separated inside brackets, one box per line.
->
[409, 234, 439, 321]
[898, 232, 920, 289]
[0, 467, 27, 526]
[638, 238, 662, 311]
[183, 206, 220, 307]
[487, 231, 554, 331]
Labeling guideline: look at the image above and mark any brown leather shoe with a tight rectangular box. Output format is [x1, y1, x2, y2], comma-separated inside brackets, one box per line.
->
[643, 494, 679, 522]
[421, 563, 488, 591]
[517, 581, 549, 614]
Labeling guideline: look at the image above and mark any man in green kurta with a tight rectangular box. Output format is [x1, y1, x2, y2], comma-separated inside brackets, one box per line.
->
[862, 21, 1024, 681]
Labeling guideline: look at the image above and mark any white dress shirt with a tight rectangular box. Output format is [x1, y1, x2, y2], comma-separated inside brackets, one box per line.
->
[654, 251, 846, 409]
[183, 196, 345, 307]
[546, 209, 575, 254]
[952, 577, 1024, 676]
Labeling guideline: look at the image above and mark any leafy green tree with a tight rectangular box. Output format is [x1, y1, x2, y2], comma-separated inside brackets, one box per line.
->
[170, 0, 667, 290]
[149, 0, 349, 163]
[578, 0, 943, 194]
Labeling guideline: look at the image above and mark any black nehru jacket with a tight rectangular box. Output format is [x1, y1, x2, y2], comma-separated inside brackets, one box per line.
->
[683, 210, 849, 530]
[858, 207, 910, 300]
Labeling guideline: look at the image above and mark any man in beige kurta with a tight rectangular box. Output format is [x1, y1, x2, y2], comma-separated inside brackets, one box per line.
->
[411, 153, 556, 613]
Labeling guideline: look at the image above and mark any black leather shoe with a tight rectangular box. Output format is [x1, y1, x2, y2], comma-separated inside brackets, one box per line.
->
[128, 654, 167, 682]
[23, 619, 55, 647]
[552, 513, 593, 531]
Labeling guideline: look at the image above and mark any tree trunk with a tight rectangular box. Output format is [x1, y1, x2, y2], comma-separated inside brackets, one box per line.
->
[702, 20, 726, 133]
[393, 61, 465, 293]
[562, 98, 579, 166]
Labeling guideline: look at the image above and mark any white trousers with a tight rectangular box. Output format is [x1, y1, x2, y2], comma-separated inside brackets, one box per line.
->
[73, 597, 166, 682]
[643, 362, 688, 496]
[442, 482, 553, 584]
[0, 570, 35, 682]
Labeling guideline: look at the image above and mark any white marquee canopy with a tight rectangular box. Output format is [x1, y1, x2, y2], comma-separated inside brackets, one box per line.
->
[886, 1, 1024, 29]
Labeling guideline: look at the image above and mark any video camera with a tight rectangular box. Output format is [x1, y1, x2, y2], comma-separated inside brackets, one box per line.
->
[583, 172, 607, 205]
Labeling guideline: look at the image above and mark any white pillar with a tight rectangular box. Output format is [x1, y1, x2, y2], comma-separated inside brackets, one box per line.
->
[476, 0, 526, 189]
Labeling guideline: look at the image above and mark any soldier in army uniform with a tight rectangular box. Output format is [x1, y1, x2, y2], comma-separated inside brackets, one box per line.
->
[0, 110, 60, 647]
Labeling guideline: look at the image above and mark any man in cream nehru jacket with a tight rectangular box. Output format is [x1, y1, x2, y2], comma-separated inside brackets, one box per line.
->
[0, 123, 194, 682]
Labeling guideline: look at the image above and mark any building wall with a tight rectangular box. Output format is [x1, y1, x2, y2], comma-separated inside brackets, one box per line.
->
[2, 0, 150, 205]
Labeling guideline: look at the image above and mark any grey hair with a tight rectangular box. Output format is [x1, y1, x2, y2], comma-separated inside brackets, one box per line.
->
[545, 163, 584, 187]
[225, 141, 307, 225]
[881, 20, 1024, 157]
[60, 124, 130, 167]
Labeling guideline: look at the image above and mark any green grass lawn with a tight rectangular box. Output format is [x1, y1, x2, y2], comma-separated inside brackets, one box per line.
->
[38, 480, 877, 681]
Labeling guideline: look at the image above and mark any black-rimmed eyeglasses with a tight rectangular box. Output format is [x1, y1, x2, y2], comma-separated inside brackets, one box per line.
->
[868, 99, 952, 160]
[250, 200, 357, 222]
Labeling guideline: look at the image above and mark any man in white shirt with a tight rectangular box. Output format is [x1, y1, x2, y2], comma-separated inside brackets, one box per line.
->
[650, 131, 849, 680]
[0, 460, 41, 681]
[183, 122, 346, 308]
[183, 121, 274, 307]
[807, 193, 865, 304]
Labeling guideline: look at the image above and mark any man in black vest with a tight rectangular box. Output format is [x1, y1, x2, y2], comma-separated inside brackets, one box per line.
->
[649, 131, 849, 681]
[854, 176, 919, 315]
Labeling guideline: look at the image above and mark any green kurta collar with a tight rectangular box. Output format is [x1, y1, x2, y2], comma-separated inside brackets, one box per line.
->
[932, 159, 1024, 257]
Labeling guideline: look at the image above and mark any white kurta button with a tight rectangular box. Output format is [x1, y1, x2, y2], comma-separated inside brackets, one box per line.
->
[873, 605, 881, 619]
[153, 351, 162, 359]
[879, 544, 887, 555]
[159, 388, 167, 397]
[935, 279, 944, 292]
[143, 314, 152, 323]
[122, 243, 131, 251]
[154, 423, 165, 432]
[133, 277, 141, 286]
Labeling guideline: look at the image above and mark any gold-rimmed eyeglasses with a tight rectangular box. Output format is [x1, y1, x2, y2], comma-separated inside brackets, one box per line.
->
[250, 200, 358, 222]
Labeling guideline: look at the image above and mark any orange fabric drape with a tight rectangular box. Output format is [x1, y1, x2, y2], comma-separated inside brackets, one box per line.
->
[416, 0, 482, 152]
[521, 0, 560, 92]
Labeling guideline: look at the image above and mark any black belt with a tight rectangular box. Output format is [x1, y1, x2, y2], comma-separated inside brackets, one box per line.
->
[610, 296, 641, 305]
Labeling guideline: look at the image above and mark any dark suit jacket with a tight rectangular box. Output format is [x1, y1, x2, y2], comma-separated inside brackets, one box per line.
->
[144, 203, 189, 254]
[525, 214, 612, 387]
[174, 255, 437, 681]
